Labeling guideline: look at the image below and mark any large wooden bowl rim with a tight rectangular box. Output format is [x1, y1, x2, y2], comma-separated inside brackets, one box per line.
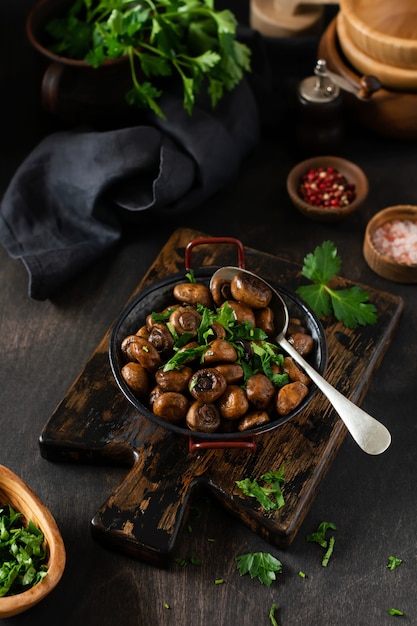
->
[0, 465, 66, 618]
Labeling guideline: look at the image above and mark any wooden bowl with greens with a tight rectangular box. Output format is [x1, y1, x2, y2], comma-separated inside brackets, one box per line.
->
[0, 465, 65, 618]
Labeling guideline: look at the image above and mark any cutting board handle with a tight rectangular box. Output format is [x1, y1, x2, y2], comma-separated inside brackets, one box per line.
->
[90, 433, 217, 567]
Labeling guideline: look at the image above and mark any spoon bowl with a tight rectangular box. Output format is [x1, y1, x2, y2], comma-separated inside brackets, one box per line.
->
[210, 266, 391, 455]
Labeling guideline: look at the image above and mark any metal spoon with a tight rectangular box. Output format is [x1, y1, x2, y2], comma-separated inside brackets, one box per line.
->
[210, 266, 391, 455]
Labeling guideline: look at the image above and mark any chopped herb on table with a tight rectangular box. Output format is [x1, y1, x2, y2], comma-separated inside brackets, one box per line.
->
[269, 603, 279, 626]
[306, 521, 337, 567]
[236, 468, 286, 511]
[386, 608, 404, 616]
[387, 556, 403, 571]
[236, 552, 282, 586]
[296, 241, 378, 329]
[0, 505, 48, 597]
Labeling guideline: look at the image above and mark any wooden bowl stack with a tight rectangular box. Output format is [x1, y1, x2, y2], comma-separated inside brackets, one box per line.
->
[338, 0, 417, 92]
[0, 465, 66, 618]
[318, 16, 417, 139]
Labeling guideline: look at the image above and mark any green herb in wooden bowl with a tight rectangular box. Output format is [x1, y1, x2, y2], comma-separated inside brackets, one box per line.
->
[0, 465, 65, 618]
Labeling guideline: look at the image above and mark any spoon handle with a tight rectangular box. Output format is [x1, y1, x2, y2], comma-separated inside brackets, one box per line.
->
[279, 337, 391, 455]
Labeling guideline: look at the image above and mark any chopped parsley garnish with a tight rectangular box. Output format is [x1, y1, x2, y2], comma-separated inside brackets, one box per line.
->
[387, 556, 402, 571]
[296, 241, 377, 329]
[236, 468, 286, 510]
[161, 299, 288, 386]
[386, 608, 404, 616]
[0, 505, 48, 597]
[236, 552, 282, 586]
[269, 603, 279, 626]
[306, 521, 337, 567]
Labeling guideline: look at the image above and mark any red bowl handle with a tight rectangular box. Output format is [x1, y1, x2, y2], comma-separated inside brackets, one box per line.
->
[184, 237, 246, 271]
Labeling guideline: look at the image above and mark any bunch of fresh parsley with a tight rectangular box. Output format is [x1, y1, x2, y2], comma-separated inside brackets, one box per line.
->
[45, 0, 251, 119]
[296, 241, 377, 329]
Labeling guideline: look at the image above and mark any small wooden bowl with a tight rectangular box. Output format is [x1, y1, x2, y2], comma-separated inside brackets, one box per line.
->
[286, 155, 368, 223]
[0, 465, 66, 618]
[363, 205, 417, 283]
[339, 0, 417, 70]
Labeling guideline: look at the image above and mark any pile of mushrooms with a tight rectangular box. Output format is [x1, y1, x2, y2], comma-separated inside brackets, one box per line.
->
[120, 271, 315, 434]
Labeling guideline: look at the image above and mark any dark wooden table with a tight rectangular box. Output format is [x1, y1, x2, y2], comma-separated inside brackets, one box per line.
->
[1, 2, 417, 625]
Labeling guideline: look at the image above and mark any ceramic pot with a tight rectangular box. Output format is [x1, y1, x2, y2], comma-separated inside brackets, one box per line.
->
[26, 0, 135, 125]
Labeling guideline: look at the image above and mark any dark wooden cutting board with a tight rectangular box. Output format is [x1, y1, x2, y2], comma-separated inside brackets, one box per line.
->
[39, 227, 404, 567]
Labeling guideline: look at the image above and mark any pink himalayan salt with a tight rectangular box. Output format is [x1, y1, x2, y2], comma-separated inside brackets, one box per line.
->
[372, 218, 417, 265]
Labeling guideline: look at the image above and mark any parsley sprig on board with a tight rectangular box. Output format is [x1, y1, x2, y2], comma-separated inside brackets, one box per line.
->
[296, 241, 377, 329]
[0, 505, 48, 597]
[236, 468, 286, 511]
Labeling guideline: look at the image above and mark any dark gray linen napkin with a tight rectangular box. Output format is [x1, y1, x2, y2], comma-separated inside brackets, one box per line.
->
[0, 79, 259, 300]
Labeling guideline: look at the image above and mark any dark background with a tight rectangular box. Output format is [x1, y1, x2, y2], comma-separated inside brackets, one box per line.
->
[1, 2, 416, 625]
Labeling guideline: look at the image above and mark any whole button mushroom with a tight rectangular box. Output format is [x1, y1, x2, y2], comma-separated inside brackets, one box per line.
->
[147, 323, 175, 356]
[211, 321, 227, 340]
[287, 332, 314, 357]
[255, 307, 275, 336]
[283, 356, 311, 386]
[186, 401, 221, 433]
[210, 276, 232, 306]
[213, 363, 244, 385]
[189, 368, 227, 403]
[223, 300, 255, 326]
[121, 335, 143, 361]
[173, 282, 213, 309]
[230, 271, 272, 309]
[130, 337, 162, 372]
[217, 385, 249, 420]
[276, 381, 309, 416]
[203, 339, 238, 364]
[169, 306, 201, 336]
[246, 373, 275, 410]
[155, 365, 193, 392]
[121, 362, 150, 398]
[152, 391, 189, 424]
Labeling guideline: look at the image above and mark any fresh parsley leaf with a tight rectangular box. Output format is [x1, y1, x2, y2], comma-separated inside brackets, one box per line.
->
[296, 241, 378, 329]
[387, 556, 402, 571]
[236, 552, 282, 586]
[301, 240, 341, 284]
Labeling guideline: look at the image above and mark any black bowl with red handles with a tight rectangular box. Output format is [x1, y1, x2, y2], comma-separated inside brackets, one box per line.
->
[109, 239, 328, 449]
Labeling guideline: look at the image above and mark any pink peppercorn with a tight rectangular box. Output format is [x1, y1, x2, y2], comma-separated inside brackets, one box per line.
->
[299, 166, 356, 209]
